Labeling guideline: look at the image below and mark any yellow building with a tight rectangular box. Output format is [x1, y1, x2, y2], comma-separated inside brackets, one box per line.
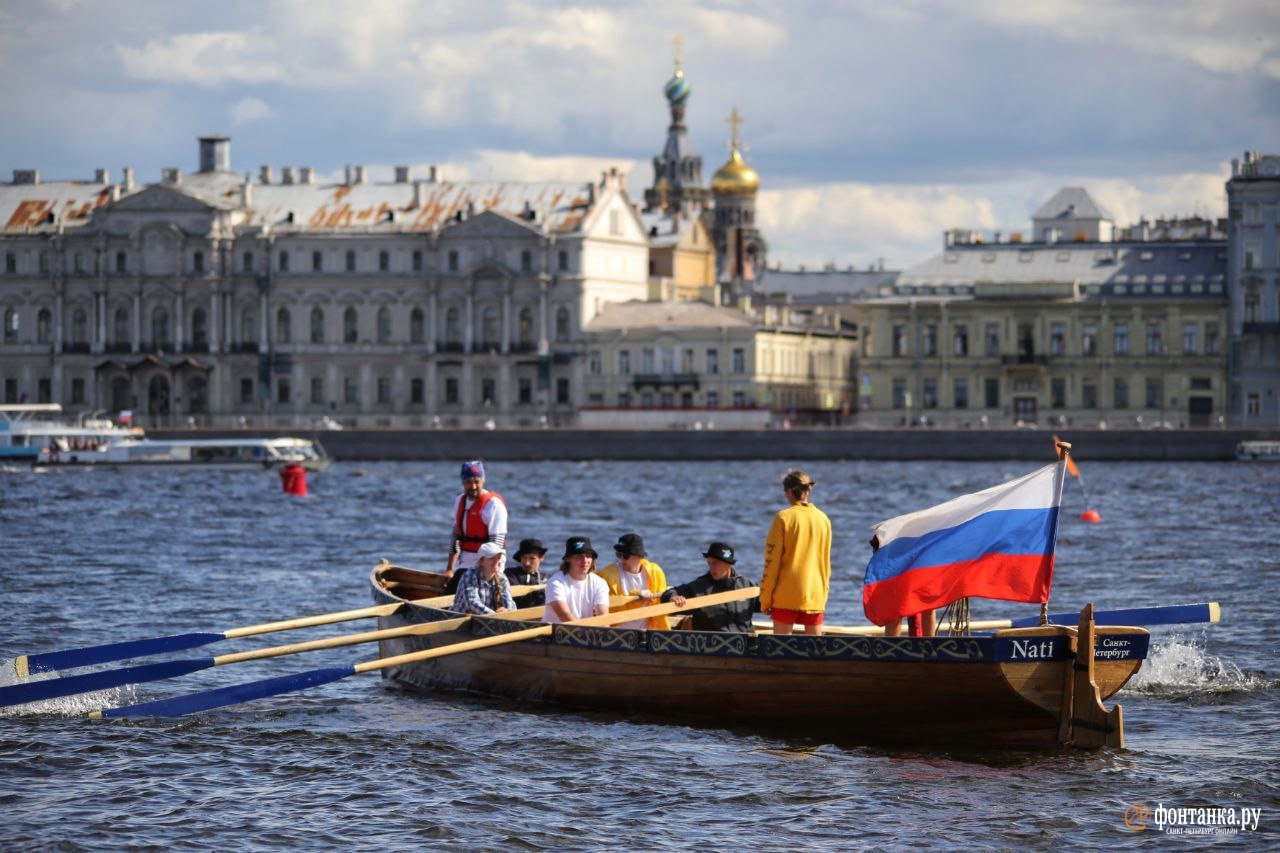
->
[580, 300, 856, 428]
[643, 212, 717, 302]
[855, 243, 1228, 428]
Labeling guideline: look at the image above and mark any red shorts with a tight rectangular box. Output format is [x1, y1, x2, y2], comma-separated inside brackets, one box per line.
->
[769, 608, 824, 626]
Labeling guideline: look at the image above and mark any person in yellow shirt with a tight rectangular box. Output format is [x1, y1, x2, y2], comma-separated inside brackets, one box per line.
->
[595, 533, 670, 630]
[761, 470, 832, 635]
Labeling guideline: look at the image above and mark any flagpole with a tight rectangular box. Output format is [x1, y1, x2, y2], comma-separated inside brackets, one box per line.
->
[1044, 440, 1074, 625]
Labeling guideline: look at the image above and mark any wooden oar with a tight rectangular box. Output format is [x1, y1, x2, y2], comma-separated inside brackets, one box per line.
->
[90, 586, 759, 719]
[7, 585, 544, 678]
[752, 601, 1222, 636]
[0, 591, 627, 709]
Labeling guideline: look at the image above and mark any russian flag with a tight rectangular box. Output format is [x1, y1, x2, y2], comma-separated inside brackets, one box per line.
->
[862, 461, 1067, 626]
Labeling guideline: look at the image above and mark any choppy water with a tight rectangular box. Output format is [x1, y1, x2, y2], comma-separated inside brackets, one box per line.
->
[1, 459, 1277, 849]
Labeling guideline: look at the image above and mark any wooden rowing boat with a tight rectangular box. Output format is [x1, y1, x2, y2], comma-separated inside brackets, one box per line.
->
[370, 562, 1149, 749]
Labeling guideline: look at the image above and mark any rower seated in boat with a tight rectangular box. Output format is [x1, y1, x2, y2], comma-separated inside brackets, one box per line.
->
[505, 538, 549, 607]
[449, 542, 515, 615]
[659, 541, 758, 633]
[543, 537, 609, 624]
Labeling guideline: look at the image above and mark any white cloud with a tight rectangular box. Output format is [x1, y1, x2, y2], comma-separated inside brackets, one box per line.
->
[116, 31, 288, 87]
[231, 96, 273, 127]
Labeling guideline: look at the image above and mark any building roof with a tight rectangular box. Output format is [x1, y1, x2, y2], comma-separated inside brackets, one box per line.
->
[757, 267, 899, 302]
[1, 173, 598, 235]
[585, 300, 757, 331]
[1033, 187, 1112, 222]
[640, 212, 684, 248]
[893, 240, 1227, 301]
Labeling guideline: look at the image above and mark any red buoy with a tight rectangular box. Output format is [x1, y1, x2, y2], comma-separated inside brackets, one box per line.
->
[280, 462, 308, 496]
[1079, 509, 1102, 523]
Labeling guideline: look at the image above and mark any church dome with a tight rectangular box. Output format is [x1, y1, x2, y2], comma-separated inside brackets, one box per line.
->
[663, 69, 691, 106]
[711, 148, 759, 196]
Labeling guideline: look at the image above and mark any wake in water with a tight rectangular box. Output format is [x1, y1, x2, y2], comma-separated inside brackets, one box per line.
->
[1126, 635, 1273, 699]
[0, 657, 138, 717]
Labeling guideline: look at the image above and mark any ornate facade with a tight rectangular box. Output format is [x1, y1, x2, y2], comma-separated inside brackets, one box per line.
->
[0, 138, 649, 427]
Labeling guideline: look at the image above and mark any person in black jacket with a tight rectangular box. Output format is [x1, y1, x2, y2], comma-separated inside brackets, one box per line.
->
[660, 541, 758, 633]
[504, 538, 549, 607]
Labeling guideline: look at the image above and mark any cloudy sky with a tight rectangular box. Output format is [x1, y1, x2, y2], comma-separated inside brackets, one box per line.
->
[2, 0, 1278, 269]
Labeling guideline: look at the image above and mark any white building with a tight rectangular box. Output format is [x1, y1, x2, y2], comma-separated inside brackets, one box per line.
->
[0, 138, 649, 427]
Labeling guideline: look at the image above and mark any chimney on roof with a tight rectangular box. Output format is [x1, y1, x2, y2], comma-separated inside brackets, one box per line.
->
[123, 167, 135, 191]
[94, 168, 110, 184]
[198, 135, 231, 173]
[414, 181, 427, 209]
[344, 164, 352, 185]
[260, 165, 273, 185]
[12, 169, 39, 185]
[162, 168, 182, 185]
[428, 165, 439, 183]
[281, 167, 296, 185]
[354, 165, 366, 184]
[299, 167, 314, 185]
[394, 165, 411, 184]
[242, 177, 253, 208]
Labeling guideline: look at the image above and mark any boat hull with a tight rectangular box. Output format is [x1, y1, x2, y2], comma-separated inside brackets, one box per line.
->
[370, 566, 1147, 749]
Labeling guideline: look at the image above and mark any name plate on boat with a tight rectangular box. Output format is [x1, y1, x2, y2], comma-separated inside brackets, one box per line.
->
[994, 632, 1150, 662]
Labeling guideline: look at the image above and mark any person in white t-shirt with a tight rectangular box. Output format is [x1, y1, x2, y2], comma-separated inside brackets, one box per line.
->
[543, 536, 609, 624]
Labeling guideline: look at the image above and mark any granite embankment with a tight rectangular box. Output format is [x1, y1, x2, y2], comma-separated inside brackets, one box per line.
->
[147, 428, 1278, 461]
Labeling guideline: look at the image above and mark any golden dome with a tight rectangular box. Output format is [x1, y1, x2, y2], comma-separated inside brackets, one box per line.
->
[711, 148, 759, 196]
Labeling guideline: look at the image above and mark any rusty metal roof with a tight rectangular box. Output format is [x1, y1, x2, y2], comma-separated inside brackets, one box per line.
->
[1, 174, 598, 236]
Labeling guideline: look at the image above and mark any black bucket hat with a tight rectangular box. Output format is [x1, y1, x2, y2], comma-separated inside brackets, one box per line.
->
[613, 532, 647, 558]
[562, 536, 598, 560]
[702, 541, 736, 565]
[514, 538, 548, 560]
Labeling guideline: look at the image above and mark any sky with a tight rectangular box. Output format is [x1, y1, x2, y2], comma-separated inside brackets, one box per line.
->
[1, 0, 1278, 270]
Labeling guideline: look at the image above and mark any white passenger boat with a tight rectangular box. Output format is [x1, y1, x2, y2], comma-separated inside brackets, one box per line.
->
[35, 434, 331, 471]
[1236, 440, 1280, 462]
[0, 404, 142, 462]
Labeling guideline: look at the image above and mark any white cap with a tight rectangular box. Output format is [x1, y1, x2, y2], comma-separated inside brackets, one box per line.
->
[476, 542, 506, 560]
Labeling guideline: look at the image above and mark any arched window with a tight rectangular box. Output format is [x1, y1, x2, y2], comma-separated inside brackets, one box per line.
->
[151, 306, 170, 348]
[343, 306, 358, 343]
[186, 377, 208, 414]
[445, 307, 460, 345]
[36, 309, 51, 344]
[377, 306, 391, 343]
[518, 307, 534, 345]
[71, 309, 88, 346]
[113, 307, 129, 346]
[110, 376, 130, 411]
[409, 307, 424, 344]
[276, 307, 291, 344]
[147, 375, 170, 416]
[555, 306, 570, 343]
[480, 305, 499, 347]
[240, 307, 256, 346]
[191, 308, 208, 348]
[3, 307, 17, 343]
[310, 306, 325, 343]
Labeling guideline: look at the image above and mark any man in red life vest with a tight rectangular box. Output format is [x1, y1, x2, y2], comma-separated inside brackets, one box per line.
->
[444, 460, 508, 584]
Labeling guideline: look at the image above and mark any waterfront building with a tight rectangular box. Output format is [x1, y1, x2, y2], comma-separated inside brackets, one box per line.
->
[0, 138, 648, 427]
[853, 188, 1229, 428]
[580, 299, 857, 428]
[1226, 151, 1280, 426]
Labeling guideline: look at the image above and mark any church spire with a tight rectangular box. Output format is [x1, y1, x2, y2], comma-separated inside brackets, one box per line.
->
[644, 38, 710, 216]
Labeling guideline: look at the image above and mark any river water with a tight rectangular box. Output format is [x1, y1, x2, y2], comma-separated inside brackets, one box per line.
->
[1, 459, 1276, 848]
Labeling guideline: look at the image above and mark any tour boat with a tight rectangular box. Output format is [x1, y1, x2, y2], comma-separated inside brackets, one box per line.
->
[1236, 440, 1280, 461]
[34, 434, 331, 471]
[369, 563, 1148, 749]
[0, 403, 143, 462]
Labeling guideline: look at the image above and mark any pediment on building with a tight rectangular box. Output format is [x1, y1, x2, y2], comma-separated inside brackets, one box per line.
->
[441, 209, 541, 240]
[105, 185, 224, 214]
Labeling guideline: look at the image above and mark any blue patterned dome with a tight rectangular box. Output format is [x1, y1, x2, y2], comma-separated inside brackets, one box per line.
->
[663, 69, 691, 106]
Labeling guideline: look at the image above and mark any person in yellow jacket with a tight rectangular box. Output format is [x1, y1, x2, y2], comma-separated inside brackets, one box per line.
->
[761, 470, 832, 635]
[595, 533, 671, 630]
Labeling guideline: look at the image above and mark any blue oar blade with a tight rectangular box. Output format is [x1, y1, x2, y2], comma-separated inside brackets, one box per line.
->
[1008, 602, 1216, 629]
[99, 665, 355, 719]
[1, 658, 214, 709]
[23, 632, 226, 674]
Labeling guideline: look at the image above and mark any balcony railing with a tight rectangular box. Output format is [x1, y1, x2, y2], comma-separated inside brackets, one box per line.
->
[1000, 354, 1049, 366]
[633, 373, 701, 389]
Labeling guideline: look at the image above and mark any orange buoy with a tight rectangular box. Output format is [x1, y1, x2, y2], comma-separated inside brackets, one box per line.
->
[1079, 509, 1101, 523]
[280, 462, 308, 496]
